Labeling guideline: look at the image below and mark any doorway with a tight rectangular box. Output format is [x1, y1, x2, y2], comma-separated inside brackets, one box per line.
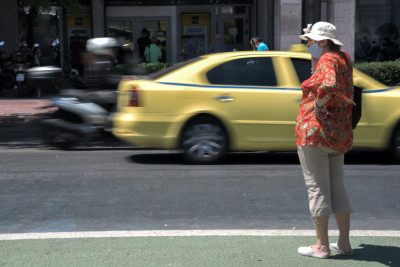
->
[139, 17, 171, 63]
[218, 6, 250, 52]
[107, 16, 171, 63]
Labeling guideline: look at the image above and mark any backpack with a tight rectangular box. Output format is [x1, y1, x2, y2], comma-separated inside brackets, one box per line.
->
[352, 86, 362, 129]
[342, 53, 362, 129]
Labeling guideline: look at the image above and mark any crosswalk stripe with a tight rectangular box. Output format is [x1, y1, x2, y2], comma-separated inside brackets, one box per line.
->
[1, 230, 399, 240]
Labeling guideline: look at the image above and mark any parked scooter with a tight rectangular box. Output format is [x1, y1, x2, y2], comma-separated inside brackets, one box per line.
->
[26, 65, 64, 98]
[10, 45, 31, 96]
[41, 89, 117, 149]
[70, 68, 88, 89]
[51, 39, 61, 66]
[30, 43, 41, 67]
[0, 41, 16, 92]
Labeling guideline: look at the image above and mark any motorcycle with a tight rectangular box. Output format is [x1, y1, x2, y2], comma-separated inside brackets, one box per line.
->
[26, 65, 64, 98]
[51, 39, 61, 66]
[30, 43, 41, 67]
[70, 68, 88, 89]
[0, 41, 16, 92]
[40, 89, 117, 149]
[10, 45, 31, 96]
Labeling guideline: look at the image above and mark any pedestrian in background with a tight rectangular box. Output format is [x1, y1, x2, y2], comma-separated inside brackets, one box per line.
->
[136, 28, 151, 62]
[296, 21, 355, 259]
[250, 37, 269, 51]
[207, 34, 227, 54]
[69, 34, 85, 74]
[179, 35, 197, 61]
[144, 36, 162, 63]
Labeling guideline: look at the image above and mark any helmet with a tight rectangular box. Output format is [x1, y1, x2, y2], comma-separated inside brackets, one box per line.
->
[86, 37, 117, 55]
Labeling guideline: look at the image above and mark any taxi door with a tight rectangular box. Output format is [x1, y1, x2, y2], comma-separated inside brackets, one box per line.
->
[204, 55, 304, 151]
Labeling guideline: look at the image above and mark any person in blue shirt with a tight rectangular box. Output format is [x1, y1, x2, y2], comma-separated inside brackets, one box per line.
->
[250, 37, 269, 51]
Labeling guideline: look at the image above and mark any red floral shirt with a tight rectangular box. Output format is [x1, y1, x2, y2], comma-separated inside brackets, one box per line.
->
[295, 51, 354, 153]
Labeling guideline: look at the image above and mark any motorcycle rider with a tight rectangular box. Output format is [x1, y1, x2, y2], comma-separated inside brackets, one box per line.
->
[41, 37, 124, 149]
[81, 37, 121, 90]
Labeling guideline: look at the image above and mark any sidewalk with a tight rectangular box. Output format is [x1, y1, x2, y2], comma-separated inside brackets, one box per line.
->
[0, 74, 72, 116]
[0, 98, 55, 116]
[0, 77, 66, 143]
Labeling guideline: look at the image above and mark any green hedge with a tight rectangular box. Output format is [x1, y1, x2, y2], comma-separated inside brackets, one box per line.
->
[113, 61, 400, 87]
[354, 60, 400, 86]
[112, 62, 174, 75]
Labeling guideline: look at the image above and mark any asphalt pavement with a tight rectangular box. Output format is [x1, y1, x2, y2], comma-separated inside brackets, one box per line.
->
[1, 148, 399, 266]
[1, 76, 399, 266]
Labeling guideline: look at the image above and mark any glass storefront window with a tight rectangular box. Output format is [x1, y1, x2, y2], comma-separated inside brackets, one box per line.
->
[223, 18, 244, 51]
[19, 6, 59, 49]
[107, 20, 133, 63]
[355, 0, 400, 62]
[221, 6, 246, 14]
[108, 20, 133, 47]
[142, 19, 168, 62]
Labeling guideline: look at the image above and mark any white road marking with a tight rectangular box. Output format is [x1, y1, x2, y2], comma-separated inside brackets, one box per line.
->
[1, 230, 399, 240]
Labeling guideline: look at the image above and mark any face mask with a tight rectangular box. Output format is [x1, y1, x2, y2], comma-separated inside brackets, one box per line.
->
[308, 42, 323, 58]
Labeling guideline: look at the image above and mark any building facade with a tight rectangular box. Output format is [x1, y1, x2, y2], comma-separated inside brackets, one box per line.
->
[0, 0, 399, 71]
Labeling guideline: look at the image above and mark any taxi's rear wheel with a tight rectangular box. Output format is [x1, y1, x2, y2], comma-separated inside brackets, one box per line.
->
[181, 118, 228, 164]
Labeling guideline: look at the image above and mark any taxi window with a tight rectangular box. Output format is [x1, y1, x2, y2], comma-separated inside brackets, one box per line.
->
[206, 57, 277, 86]
[291, 58, 312, 83]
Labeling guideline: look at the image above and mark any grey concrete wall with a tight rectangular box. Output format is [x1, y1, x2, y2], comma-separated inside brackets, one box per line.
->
[273, 0, 302, 51]
[327, 0, 356, 60]
[0, 0, 19, 55]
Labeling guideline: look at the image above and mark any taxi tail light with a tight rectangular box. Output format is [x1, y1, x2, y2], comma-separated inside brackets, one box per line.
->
[129, 87, 140, 107]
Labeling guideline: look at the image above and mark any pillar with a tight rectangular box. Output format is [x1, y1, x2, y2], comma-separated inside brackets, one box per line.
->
[91, 0, 105, 37]
[273, 0, 302, 51]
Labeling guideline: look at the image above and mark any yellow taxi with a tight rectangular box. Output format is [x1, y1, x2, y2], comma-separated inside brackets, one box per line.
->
[113, 51, 400, 164]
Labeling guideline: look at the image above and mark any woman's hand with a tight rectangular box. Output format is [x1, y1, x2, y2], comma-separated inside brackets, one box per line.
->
[314, 101, 332, 120]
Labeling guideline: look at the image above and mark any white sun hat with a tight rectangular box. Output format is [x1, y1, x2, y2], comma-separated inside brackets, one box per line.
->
[300, 21, 343, 46]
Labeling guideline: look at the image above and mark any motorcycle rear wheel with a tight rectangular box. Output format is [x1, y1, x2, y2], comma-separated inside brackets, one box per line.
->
[47, 131, 78, 150]
[1, 71, 15, 89]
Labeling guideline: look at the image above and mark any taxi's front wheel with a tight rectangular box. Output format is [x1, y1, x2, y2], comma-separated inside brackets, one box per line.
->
[181, 118, 228, 164]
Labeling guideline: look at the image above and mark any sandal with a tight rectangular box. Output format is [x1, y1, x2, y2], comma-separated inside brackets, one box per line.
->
[329, 243, 353, 256]
[298, 246, 330, 259]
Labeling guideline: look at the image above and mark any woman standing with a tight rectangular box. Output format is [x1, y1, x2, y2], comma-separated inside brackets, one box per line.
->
[296, 22, 355, 259]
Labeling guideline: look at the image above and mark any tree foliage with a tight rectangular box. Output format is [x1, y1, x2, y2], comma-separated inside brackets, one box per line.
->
[23, 0, 82, 12]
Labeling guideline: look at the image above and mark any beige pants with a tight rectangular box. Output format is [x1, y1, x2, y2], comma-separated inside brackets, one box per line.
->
[297, 146, 351, 217]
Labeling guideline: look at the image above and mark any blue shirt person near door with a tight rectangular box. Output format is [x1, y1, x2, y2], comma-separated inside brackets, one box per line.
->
[250, 37, 269, 51]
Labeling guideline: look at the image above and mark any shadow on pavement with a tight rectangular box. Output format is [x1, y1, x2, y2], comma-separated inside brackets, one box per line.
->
[128, 150, 398, 165]
[1, 113, 399, 165]
[0, 114, 131, 150]
[331, 244, 400, 266]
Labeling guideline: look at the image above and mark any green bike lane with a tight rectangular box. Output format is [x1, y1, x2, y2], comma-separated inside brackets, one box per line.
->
[1, 231, 399, 266]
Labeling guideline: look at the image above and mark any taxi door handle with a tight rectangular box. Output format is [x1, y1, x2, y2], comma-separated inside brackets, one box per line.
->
[215, 95, 234, 102]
